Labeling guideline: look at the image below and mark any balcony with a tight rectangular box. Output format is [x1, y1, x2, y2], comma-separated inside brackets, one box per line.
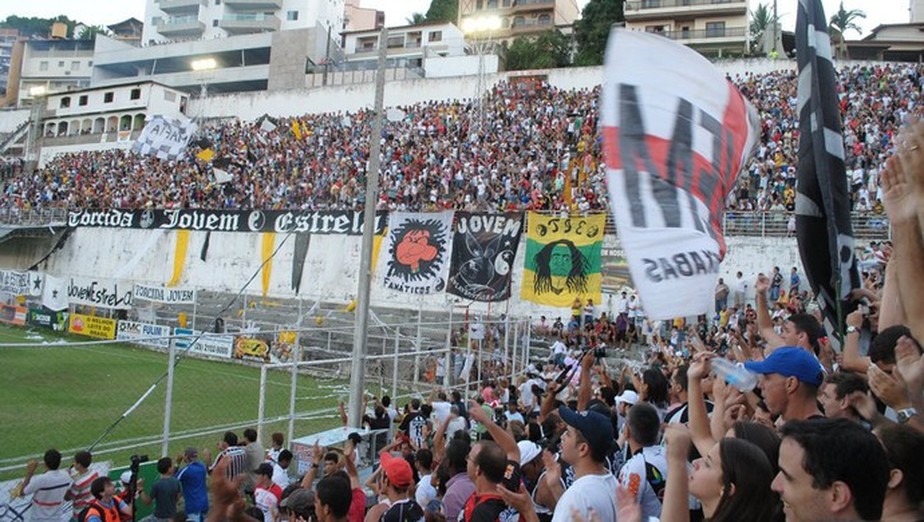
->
[659, 26, 747, 42]
[223, 0, 283, 8]
[219, 13, 281, 34]
[510, 18, 555, 34]
[510, 0, 555, 13]
[157, 0, 206, 14]
[625, 0, 747, 21]
[156, 15, 206, 37]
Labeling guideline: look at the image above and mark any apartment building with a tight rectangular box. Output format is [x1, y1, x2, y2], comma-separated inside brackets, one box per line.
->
[141, 0, 345, 44]
[623, 0, 749, 58]
[5, 38, 95, 106]
[457, 0, 581, 40]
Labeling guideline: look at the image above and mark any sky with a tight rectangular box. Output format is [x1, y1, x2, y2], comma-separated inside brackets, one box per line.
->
[0, 0, 912, 37]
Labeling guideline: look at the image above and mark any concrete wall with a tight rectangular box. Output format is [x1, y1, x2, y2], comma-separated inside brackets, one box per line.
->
[21, 227, 804, 319]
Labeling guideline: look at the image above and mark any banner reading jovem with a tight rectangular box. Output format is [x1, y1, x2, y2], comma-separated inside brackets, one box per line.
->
[133, 284, 197, 305]
[67, 277, 133, 310]
[600, 29, 759, 320]
[67, 209, 387, 235]
[447, 212, 524, 302]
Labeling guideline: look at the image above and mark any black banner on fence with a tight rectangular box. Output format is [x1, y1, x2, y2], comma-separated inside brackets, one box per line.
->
[67, 209, 387, 236]
[27, 307, 68, 331]
[447, 212, 524, 302]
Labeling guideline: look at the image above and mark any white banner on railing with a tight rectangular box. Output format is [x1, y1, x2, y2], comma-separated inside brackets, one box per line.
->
[133, 284, 197, 304]
[0, 269, 31, 295]
[66, 277, 133, 310]
[174, 327, 234, 359]
[116, 320, 172, 349]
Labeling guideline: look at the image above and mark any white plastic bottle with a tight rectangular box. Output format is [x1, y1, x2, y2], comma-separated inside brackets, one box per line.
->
[711, 357, 758, 392]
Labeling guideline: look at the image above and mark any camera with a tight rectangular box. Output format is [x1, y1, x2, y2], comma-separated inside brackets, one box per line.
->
[130, 454, 149, 473]
[594, 346, 606, 359]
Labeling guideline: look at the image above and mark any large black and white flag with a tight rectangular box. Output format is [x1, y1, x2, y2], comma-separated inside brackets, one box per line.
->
[795, 0, 860, 352]
[132, 115, 197, 161]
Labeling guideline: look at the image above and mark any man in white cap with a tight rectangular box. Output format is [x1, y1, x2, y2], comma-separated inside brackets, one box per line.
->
[513, 440, 553, 521]
[614, 389, 638, 435]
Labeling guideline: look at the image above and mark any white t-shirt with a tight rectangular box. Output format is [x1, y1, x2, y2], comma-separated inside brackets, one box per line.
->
[415, 473, 437, 511]
[254, 485, 279, 522]
[431, 401, 452, 425]
[24, 469, 72, 522]
[551, 472, 618, 522]
[271, 463, 290, 490]
[619, 446, 668, 521]
[446, 416, 467, 440]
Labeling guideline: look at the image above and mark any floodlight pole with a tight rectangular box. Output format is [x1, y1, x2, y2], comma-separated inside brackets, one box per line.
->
[347, 26, 388, 429]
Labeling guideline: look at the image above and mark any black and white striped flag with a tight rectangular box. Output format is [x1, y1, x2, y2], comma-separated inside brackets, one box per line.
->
[795, 0, 860, 352]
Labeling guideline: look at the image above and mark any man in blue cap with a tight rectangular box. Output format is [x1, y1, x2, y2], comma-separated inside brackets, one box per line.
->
[550, 406, 618, 522]
[745, 347, 824, 422]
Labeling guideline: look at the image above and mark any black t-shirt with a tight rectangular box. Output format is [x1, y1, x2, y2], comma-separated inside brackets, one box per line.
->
[382, 499, 424, 522]
[463, 493, 507, 522]
[398, 411, 428, 446]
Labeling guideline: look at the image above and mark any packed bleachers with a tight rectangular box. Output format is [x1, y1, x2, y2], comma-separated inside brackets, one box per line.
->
[1, 63, 921, 214]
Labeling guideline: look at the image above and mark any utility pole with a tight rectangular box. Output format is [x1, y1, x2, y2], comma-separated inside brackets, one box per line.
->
[347, 26, 388, 428]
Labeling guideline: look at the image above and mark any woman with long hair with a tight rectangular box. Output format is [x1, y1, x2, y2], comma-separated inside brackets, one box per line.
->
[661, 426, 779, 522]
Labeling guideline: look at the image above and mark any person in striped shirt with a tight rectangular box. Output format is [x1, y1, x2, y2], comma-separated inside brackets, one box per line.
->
[66, 451, 99, 518]
[22, 449, 73, 522]
[204, 431, 248, 480]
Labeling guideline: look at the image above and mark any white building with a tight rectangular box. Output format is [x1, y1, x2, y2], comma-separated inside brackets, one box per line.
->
[7, 39, 95, 106]
[32, 81, 190, 164]
[142, 0, 345, 45]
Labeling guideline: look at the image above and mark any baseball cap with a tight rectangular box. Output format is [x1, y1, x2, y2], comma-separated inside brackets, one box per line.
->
[255, 463, 273, 477]
[379, 452, 413, 489]
[744, 347, 823, 387]
[184, 447, 198, 459]
[517, 441, 542, 466]
[280, 488, 314, 513]
[615, 390, 639, 406]
[120, 471, 132, 485]
[558, 406, 615, 456]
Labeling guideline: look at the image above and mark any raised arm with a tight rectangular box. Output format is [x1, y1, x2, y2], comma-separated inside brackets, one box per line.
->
[686, 355, 717, 458]
[577, 351, 594, 411]
[299, 442, 322, 489]
[660, 426, 692, 522]
[882, 136, 924, 341]
[840, 309, 870, 373]
[468, 401, 520, 463]
[754, 275, 785, 352]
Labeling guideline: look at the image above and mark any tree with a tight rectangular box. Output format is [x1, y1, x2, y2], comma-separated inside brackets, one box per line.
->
[505, 30, 571, 71]
[406, 13, 427, 26]
[572, 0, 624, 66]
[828, 2, 865, 59]
[425, 0, 459, 24]
[749, 2, 775, 55]
[0, 15, 77, 38]
[78, 25, 111, 40]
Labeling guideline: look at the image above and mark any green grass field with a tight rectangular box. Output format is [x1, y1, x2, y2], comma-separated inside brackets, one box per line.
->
[0, 324, 348, 480]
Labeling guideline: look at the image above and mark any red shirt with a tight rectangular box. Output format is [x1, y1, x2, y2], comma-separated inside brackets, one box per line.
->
[348, 487, 366, 522]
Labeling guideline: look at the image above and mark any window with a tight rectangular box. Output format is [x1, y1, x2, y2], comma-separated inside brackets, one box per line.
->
[538, 14, 551, 25]
[152, 16, 162, 27]
[213, 19, 219, 27]
[705, 21, 725, 37]
[645, 25, 665, 33]
[71, 61, 80, 71]
[387, 35, 404, 48]
[428, 31, 442, 42]
[58, 60, 65, 67]
[215, 0, 220, 4]
[286, 10, 298, 21]
[130, 88, 141, 100]
[104, 92, 114, 103]
[60, 97, 71, 108]
[79, 95, 88, 106]
[39, 61, 48, 71]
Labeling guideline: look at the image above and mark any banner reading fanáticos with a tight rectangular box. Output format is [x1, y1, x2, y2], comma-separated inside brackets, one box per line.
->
[379, 212, 454, 295]
[520, 213, 605, 307]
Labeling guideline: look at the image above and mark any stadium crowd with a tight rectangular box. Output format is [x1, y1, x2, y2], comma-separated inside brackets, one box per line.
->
[1, 63, 922, 215]
[18, 117, 924, 522]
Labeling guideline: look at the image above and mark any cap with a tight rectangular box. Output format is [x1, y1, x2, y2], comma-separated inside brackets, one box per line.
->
[526, 364, 539, 376]
[615, 390, 639, 406]
[120, 471, 132, 485]
[744, 347, 823, 387]
[558, 406, 614, 457]
[255, 463, 273, 477]
[280, 488, 314, 513]
[184, 447, 198, 458]
[517, 441, 542, 466]
[379, 452, 413, 489]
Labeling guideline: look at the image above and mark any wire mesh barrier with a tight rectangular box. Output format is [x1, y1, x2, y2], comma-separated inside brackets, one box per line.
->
[0, 291, 539, 485]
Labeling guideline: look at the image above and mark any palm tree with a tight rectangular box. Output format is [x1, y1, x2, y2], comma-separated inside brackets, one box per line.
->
[749, 2, 774, 55]
[828, 2, 866, 59]
[406, 12, 426, 26]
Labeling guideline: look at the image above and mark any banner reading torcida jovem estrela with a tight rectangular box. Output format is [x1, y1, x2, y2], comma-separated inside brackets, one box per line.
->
[600, 29, 759, 320]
